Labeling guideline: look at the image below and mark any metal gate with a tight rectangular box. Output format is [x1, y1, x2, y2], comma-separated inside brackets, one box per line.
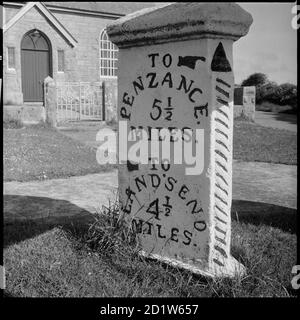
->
[56, 82, 105, 122]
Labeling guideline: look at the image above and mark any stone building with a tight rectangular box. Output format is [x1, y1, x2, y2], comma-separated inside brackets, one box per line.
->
[2, 1, 157, 123]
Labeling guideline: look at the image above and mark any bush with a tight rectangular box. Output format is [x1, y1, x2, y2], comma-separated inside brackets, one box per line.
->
[257, 83, 297, 109]
[241, 73, 297, 108]
[277, 83, 297, 110]
[257, 82, 280, 105]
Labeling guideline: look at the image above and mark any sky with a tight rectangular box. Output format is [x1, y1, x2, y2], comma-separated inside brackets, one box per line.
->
[155, 2, 297, 85]
[234, 2, 297, 85]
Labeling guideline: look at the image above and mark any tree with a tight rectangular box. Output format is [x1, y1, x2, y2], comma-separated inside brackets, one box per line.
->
[241, 73, 268, 87]
[259, 82, 280, 104]
[278, 83, 297, 109]
[241, 74, 297, 110]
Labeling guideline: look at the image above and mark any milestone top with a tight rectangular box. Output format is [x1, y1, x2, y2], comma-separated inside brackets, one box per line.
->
[106, 2, 253, 48]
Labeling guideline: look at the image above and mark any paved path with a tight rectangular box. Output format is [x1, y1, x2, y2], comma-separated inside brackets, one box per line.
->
[233, 161, 297, 208]
[4, 171, 118, 222]
[255, 111, 297, 132]
[4, 161, 296, 223]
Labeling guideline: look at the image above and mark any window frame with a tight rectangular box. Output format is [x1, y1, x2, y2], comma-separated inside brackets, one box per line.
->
[7, 46, 16, 71]
[99, 29, 118, 79]
[57, 49, 65, 73]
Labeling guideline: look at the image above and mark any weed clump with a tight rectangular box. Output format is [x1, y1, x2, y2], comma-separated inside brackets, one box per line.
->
[84, 200, 140, 259]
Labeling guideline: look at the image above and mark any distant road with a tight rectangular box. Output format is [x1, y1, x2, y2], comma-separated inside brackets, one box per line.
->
[255, 111, 297, 132]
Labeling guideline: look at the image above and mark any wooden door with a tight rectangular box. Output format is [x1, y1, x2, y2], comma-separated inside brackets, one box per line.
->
[21, 30, 51, 102]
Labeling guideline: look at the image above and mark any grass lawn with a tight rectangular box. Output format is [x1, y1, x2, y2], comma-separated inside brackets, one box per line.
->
[3, 120, 297, 297]
[58, 120, 297, 166]
[3, 208, 297, 297]
[3, 125, 115, 182]
[57, 121, 111, 150]
[3, 120, 296, 182]
[233, 121, 297, 165]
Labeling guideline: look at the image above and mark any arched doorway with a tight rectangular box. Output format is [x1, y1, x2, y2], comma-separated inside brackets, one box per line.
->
[21, 30, 52, 102]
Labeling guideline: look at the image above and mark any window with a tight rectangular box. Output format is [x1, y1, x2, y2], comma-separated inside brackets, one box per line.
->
[99, 29, 118, 78]
[57, 50, 65, 72]
[7, 47, 16, 69]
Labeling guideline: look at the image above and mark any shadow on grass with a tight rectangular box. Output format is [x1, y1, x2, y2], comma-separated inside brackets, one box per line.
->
[3, 196, 297, 297]
[4, 194, 93, 248]
[232, 200, 297, 234]
[255, 108, 297, 126]
[4, 195, 296, 249]
[278, 108, 297, 115]
[274, 112, 297, 125]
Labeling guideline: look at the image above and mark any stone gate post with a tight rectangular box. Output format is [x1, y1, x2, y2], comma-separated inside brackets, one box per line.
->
[44, 76, 57, 127]
[107, 3, 252, 277]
